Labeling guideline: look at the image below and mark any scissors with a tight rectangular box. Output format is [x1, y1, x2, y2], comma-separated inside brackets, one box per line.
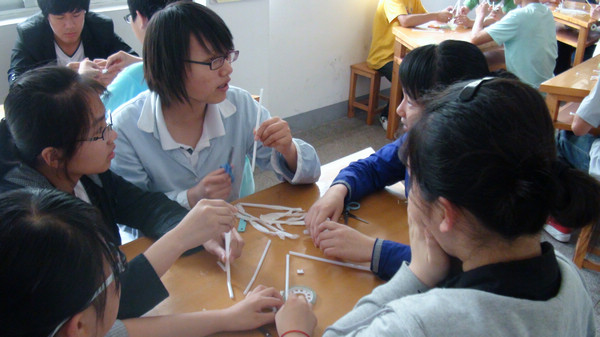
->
[219, 146, 235, 182]
[343, 201, 369, 225]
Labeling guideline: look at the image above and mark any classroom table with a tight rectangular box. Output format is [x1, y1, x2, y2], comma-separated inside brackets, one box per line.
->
[539, 53, 600, 134]
[120, 149, 410, 337]
[552, 2, 600, 67]
[387, 25, 502, 140]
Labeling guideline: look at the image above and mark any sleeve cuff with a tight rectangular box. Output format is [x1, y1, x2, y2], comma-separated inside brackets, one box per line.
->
[175, 189, 191, 210]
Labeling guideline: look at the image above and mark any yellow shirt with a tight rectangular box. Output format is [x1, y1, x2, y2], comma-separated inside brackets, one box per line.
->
[366, 0, 426, 70]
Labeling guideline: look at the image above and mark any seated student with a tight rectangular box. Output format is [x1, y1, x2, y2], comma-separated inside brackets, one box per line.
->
[367, 0, 453, 129]
[471, 0, 557, 89]
[0, 188, 284, 337]
[455, 0, 516, 27]
[550, 80, 600, 242]
[0, 66, 244, 319]
[306, 40, 493, 280]
[102, 0, 178, 113]
[281, 78, 600, 337]
[8, 0, 139, 85]
[111, 2, 320, 208]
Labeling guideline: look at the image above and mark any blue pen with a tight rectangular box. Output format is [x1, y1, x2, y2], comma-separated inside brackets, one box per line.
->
[220, 147, 235, 182]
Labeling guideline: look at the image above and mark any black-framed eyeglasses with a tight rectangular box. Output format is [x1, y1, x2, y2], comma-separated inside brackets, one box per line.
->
[80, 113, 113, 142]
[123, 13, 132, 24]
[184, 50, 239, 70]
[47, 243, 126, 337]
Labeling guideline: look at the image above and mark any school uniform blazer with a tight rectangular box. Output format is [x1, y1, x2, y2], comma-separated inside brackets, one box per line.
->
[0, 164, 188, 319]
[8, 11, 136, 85]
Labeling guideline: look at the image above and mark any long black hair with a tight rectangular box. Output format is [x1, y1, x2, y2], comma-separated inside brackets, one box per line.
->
[407, 78, 600, 239]
[0, 188, 123, 337]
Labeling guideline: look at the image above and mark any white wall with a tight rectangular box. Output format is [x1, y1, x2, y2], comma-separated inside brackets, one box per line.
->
[0, 0, 456, 117]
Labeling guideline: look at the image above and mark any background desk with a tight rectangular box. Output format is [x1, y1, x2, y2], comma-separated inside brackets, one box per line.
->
[387, 25, 502, 140]
[121, 151, 409, 336]
[552, 3, 600, 66]
[539, 53, 600, 134]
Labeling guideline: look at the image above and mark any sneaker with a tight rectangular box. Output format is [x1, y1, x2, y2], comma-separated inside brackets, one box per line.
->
[544, 218, 572, 242]
[379, 115, 388, 131]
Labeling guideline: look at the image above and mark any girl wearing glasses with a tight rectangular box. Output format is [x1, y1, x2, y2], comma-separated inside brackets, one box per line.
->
[0, 189, 284, 337]
[0, 66, 245, 319]
[110, 2, 320, 209]
[280, 78, 600, 336]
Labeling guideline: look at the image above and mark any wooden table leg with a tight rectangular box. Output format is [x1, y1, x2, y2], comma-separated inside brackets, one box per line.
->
[573, 222, 600, 272]
[573, 27, 589, 66]
[545, 94, 560, 124]
[387, 60, 401, 140]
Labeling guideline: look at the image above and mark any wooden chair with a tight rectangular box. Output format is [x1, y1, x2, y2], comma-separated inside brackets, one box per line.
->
[348, 62, 389, 125]
[573, 222, 600, 272]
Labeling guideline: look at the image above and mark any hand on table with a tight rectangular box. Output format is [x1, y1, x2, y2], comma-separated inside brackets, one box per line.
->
[203, 228, 244, 263]
[591, 5, 600, 20]
[455, 15, 474, 27]
[275, 292, 317, 337]
[173, 199, 237, 252]
[305, 184, 347, 242]
[187, 168, 233, 207]
[436, 9, 453, 23]
[314, 221, 376, 262]
[224, 285, 284, 330]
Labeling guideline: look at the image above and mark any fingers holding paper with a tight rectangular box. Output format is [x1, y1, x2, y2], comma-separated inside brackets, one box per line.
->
[255, 117, 298, 171]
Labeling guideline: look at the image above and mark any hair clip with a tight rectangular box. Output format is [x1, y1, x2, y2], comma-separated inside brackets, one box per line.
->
[458, 76, 495, 102]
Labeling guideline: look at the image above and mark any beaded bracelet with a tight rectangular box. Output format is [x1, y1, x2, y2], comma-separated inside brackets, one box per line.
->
[280, 330, 310, 337]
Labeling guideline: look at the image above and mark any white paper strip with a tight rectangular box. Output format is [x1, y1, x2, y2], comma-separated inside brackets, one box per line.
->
[225, 231, 234, 299]
[285, 254, 290, 301]
[288, 251, 370, 271]
[238, 202, 304, 212]
[251, 88, 264, 173]
[243, 239, 272, 295]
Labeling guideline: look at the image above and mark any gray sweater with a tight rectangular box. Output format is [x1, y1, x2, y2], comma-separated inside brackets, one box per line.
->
[325, 252, 596, 337]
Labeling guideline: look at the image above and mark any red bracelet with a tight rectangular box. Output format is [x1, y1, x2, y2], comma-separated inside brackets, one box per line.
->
[280, 330, 310, 337]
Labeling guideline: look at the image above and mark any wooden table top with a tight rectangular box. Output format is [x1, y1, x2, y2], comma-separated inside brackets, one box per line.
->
[539, 53, 600, 98]
[552, 3, 594, 28]
[121, 150, 409, 337]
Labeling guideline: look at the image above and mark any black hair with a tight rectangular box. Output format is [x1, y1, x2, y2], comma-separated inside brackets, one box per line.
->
[0, 188, 122, 337]
[0, 66, 106, 178]
[407, 78, 600, 239]
[127, 0, 179, 22]
[37, 0, 90, 17]
[144, 1, 234, 107]
[399, 40, 491, 101]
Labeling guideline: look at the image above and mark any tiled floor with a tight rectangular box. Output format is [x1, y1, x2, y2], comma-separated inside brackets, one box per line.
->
[255, 114, 600, 333]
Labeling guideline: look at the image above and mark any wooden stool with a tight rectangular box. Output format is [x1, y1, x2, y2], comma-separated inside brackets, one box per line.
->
[573, 222, 600, 272]
[348, 62, 389, 125]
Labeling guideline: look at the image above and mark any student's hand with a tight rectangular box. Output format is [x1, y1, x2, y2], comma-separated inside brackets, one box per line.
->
[407, 213, 450, 288]
[305, 184, 347, 242]
[475, 2, 492, 19]
[275, 293, 317, 337]
[436, 10, 453, 23]
[455, 15, 474, 27]
[174, 199, 237, 252]
[105, 51, 143, 74]
[203, 229, 244, 263]
[591, 5, 600, 20]
[459, 5, 470, 15]
[188, 168, 233, 207]
[314, 221, 376, 262]
[222, 285, 284, 331]
[255, 117, 297, 161]
[76, 58, 102, 78]
[488, 6, 505, 21]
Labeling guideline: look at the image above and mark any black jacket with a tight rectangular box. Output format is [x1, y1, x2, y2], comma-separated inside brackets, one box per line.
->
[0, 165, 188, 318]
[8, 11, 136, 85]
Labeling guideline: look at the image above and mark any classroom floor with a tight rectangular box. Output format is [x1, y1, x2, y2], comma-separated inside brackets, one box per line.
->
[254, 114, 600, 333]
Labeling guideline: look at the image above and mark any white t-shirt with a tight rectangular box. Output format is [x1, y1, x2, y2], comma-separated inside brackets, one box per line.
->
[55, 41, 85, 66]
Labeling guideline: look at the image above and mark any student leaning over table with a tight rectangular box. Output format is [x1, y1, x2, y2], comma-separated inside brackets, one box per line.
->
[306, 40, 494, 281]
[471, 0, 557, 89]
[0, 189, 284, 337]
[8, 0, 139, 86]
[279, 78, 599, 336]
[0, 66, 244, 319]
[110, 2, 320, 209]
[366, 0, 453, 129]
